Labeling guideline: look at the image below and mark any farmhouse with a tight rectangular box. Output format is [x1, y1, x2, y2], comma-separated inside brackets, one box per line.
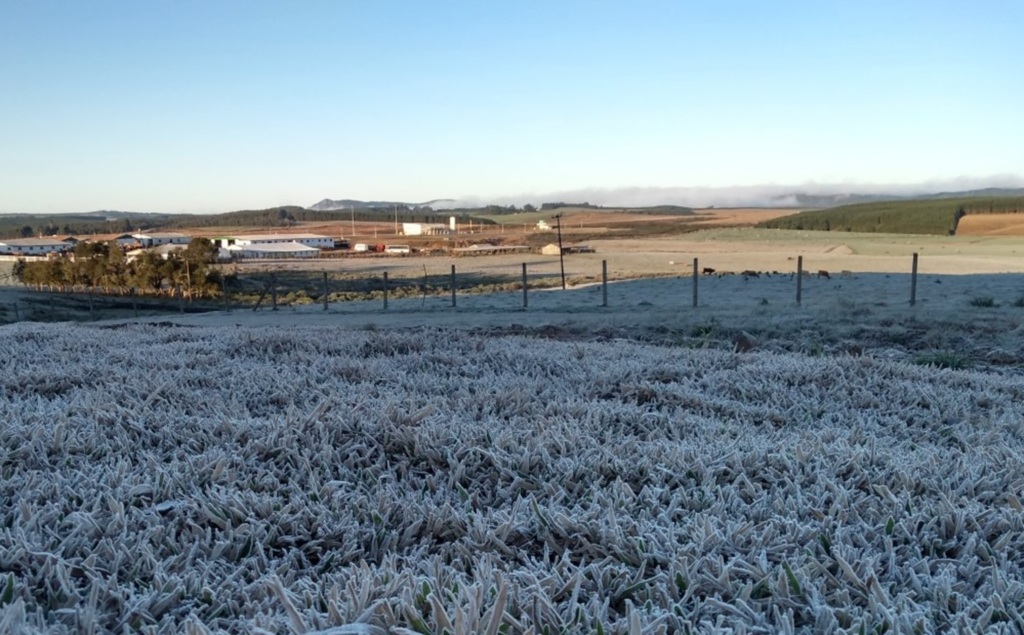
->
[0, 238, 73, 256]
[132, 232, 191, 247]
[217, 233, 334, 250]
[225, 242, 320, 259]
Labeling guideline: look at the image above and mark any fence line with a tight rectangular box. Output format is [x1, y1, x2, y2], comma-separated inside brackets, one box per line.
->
[1, 254, 951, 324]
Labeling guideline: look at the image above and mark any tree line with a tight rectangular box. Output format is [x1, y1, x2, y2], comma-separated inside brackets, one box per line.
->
[13, 238, 222, 299]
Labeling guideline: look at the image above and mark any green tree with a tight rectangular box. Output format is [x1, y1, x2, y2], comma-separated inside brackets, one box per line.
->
[11, 258, 27, 284]
[129, 251, 165, 294]
[102, 241, 128, 294]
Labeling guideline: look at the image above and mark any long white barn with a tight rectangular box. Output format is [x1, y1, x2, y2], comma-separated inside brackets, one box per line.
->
[217, 233, 334, 250]
[0, 238, 73, 256]
[224, 242, 320, 259]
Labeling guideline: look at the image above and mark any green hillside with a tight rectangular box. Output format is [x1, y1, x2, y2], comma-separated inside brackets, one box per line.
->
[760, 196, 1024, 235]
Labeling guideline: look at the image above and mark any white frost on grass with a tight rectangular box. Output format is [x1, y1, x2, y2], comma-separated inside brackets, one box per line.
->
[1, 323, 1023, 633]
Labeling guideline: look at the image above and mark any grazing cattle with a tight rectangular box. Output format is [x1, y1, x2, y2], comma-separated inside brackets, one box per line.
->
[741, 270, 760, 278]
[818, 270, 830, 279]
[702, 267, 716, 275]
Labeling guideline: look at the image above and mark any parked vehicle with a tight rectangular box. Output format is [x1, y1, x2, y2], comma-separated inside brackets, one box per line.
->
[384, 244, 411, 254]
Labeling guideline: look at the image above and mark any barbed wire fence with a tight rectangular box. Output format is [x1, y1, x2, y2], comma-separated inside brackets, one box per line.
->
[0, 252, 1004, 325]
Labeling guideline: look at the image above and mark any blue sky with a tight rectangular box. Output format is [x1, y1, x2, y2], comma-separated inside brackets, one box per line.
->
[1, 1, 1021, 213]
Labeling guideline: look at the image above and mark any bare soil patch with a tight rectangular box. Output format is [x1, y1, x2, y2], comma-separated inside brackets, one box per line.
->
[957, 213, 1024, 236]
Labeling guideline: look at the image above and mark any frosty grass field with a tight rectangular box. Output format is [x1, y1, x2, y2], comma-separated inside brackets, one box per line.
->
[2, 319, 1024, 633]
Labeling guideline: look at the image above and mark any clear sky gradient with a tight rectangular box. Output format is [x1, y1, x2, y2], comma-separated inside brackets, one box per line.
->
[1, 1, 1021, 213]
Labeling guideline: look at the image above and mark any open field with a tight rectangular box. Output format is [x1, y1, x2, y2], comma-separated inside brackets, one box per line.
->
[5, 227, 1024, 327]
[2, 321, 1024, 633]
[4, 225, 1024, 632]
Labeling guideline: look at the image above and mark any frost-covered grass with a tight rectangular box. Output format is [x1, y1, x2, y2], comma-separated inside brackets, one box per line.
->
[1, 323, 1024, 633]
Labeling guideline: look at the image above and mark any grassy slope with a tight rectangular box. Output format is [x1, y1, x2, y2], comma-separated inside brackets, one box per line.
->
[760, 196, 1024, 235]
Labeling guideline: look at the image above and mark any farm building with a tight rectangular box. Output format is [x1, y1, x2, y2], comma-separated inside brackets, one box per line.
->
[132, 232, 191, 247]
[541, 243, 595, 255]
[0, 238, 73, 256]
[216, 233, 334, 250]
[452, 244, 530, 256]
[125, 244, 188, 261]
[114, 234, 140, 248]
[224, 242, 320, 259]
[402, 222, 451, 236]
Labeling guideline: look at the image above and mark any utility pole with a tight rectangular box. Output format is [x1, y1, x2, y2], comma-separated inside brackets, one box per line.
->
[554, 213, 566, 290]
[350, 205, 355, 238]
[394, 205, 399, 236]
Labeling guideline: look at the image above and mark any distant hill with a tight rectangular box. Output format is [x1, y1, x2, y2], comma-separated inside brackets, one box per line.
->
[773, 187, 1024, 209]
[919, 187, 1024, 199]
[308, 198, 456, 211]
[760, 195, 1024, 235]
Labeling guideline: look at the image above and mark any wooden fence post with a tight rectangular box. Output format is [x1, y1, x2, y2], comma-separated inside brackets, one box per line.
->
[910, 252, 919, 306]
[692, 258, 699, 307]
[383, 271, 388, 310]
[270, 275, 278, 311]
[322, 271, 329, 311]
[601, 260, 608, 307]
[796, 255, 803, 305]
[451, 264, 457, 307]
[522, 263, 528, 308]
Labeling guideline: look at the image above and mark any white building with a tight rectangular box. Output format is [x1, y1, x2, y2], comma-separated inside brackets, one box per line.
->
[218, 233, 334, 250]
[0, 238, 72, 256]
[132, 232, 191, 247]
[402, 222, 451, 236]
[125, 244, 188, 261]
[225, 242, 320, 259]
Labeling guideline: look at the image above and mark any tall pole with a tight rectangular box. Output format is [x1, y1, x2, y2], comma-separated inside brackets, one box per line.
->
[350, 205, 355, 238]
[394, 205, 399, 236]
[554, 213, 566, 290]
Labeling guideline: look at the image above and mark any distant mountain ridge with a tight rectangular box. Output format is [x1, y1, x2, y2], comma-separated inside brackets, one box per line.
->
[308, 198, 457, 211]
